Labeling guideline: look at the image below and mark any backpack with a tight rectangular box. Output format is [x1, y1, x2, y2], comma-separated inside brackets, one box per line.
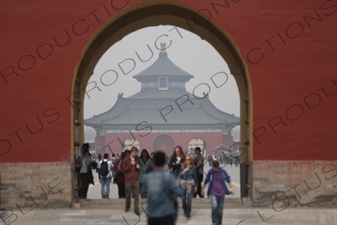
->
[99, 161, 109, 177]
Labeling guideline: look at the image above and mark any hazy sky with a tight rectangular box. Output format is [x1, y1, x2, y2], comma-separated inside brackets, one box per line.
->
[84, 25, 240, 137]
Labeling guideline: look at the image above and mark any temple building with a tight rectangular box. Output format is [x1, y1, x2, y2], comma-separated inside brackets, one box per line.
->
[84, 42, 240, 156]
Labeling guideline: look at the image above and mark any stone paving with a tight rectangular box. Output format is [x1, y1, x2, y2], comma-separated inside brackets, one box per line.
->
[1, 206, 336, 225]
[1, 164, 336, 225]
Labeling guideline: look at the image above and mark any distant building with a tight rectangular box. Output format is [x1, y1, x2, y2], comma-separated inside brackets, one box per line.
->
[85, 42, 240, 155]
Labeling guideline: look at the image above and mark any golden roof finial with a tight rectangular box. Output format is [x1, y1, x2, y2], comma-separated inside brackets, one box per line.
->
[160, 41, 166, 52]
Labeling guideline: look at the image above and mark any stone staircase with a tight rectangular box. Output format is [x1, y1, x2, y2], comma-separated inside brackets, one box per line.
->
[79, 198, 246, 209]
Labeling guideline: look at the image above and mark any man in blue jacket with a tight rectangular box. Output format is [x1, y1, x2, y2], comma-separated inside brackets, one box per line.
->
[201, 160, 234, 225]
[141, 151, 183, 225]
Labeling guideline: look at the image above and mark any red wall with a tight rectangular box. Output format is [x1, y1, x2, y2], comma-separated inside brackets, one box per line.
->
[104, 132, 223, 156]
[0, 0, 336, 162]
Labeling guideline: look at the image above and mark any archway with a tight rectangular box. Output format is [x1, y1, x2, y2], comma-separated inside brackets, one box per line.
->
[71, 1, 251, 201]
[187, 137, 207, 157]
[122, 138, 140, 152]
[153, 135, 175, 154]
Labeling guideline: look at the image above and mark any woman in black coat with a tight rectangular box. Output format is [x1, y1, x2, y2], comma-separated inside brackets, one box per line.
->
[168, 145, 186, 179]
[78, 143, 92, 199]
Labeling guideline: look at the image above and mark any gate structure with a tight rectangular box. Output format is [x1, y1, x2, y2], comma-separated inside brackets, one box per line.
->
[0, 0, 336, 210]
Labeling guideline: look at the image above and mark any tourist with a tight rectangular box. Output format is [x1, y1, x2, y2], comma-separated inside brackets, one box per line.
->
[74, 151, 82, 191]
[229, 156, 233, 167]
[146, 152, 155, 173]
[141, 151, 184, 225]
[96, 153, 102, 164]
[207, 154, 213, 166]
[219, 153, 223, 164]
[87, 160, 97, 189]
[178, 154, 197, 221]
[164, 154, 170, 171]
[78, 143, 92, 199]
[193, 147, 204, 198]
[95, 153, 102, 182]
[201, 161, 234, 225]
[139, 149, 151, 198]
[233, 155, 238, 167]
[122, 147, 141, 215]
[168, 146, 185, 178]
[111, 153, 117, 165]
[224, 154, 229, 165]
[113, 151, 128, 198]
[97, 153, 114, 199]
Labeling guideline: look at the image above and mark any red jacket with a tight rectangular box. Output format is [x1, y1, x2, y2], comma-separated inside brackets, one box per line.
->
[122, 156, 140, 182]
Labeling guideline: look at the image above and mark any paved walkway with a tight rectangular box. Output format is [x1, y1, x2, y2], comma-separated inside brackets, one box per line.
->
[1, 207, 336, 225]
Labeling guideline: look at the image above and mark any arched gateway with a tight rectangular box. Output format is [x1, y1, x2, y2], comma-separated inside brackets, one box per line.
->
[74, 2, 250, 203]
[1, 0, 334, 210]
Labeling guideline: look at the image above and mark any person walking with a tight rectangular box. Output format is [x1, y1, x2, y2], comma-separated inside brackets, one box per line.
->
[113, 151, 129, 198]
[207, 154, 213, 166]
[78, 143, 92, 199]
[229, 156, 233, 167]
[168, 145, 185, 179]
[201, 161, 234, 225]
[219, 153, 223, 164]
[146, 152, 155, 173]
[96, 154, 102, 164]
[177, 154, 197, 221]
[111, 153, 117, 164]
[97, 153, 114, 199]
[139, 149, 151, 198]
[141, 151, 184, 225]
[122, 147, 141, 215]
[95, 153, 102, 182]
[193, 147, 204, 198]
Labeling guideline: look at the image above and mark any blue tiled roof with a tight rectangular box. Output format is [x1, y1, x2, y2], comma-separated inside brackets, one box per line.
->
[84, 95, 240, 127]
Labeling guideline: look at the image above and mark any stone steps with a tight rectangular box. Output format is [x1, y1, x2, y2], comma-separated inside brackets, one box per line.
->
[4, 207, 336, 225]
[5, 207, 337, 225]
[79, 198, 244, 208]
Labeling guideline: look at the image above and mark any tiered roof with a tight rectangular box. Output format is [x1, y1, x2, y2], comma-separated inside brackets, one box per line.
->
[102, 107, 225, 125]
[133, 52, 194, 81]
[85, 42, 239, 129]
[85, 97, 239, 127]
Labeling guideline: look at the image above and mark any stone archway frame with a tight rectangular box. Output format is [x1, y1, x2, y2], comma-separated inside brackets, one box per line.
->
[71, 0, 252, 198]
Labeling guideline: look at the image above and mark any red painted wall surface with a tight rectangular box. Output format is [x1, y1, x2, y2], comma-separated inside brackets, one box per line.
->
[104, 132, 223, 156]
[0, 0, 336, 162]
